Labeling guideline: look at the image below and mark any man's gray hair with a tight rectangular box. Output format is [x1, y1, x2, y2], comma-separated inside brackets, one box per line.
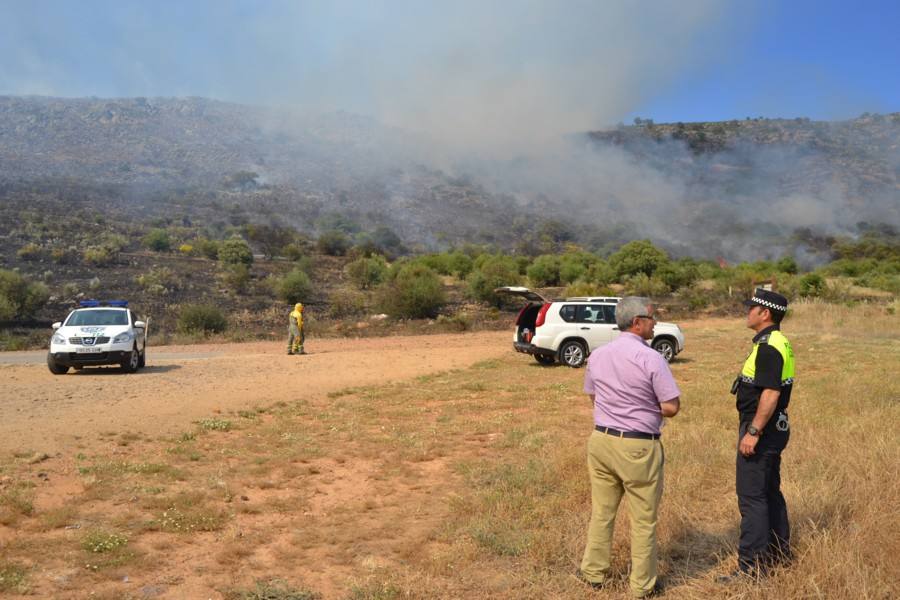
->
[616, 296, 653, 330]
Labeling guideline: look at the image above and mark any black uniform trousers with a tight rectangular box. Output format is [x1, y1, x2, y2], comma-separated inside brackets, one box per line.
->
[736, 424, 790, 572]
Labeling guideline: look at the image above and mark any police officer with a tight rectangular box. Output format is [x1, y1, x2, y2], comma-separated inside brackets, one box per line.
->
[727, 288, 795, 578]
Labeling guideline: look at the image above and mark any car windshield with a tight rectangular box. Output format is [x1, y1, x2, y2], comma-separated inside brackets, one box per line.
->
[65, 310, 129, 326]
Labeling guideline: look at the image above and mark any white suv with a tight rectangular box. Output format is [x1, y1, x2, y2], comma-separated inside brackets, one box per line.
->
[496, 287, 684, 367]
[47, 301, 148, 374]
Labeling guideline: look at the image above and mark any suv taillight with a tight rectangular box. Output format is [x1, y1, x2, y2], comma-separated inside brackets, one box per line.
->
[535, 303, 551, 328]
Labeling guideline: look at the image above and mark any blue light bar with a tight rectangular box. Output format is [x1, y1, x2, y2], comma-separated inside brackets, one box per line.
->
[107, 300, 129, 307]
[79, 300, 100, 307]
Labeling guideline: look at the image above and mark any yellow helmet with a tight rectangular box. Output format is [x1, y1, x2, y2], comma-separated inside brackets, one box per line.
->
[294, 303, 304, 312]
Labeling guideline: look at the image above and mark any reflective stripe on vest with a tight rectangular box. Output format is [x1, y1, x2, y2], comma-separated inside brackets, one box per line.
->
[740, 330, 795, 386]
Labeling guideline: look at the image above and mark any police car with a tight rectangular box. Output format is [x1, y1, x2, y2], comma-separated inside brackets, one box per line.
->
[496, 287, 685, 367]
[47, 300, 148, 374]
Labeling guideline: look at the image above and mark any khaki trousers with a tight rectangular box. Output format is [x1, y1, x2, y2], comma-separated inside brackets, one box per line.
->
[581, 430, 664, 597]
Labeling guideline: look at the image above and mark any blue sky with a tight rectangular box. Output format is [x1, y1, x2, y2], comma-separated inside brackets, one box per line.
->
[0, 0, 897, 145]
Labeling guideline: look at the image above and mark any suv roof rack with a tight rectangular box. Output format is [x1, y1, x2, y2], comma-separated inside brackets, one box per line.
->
[564, 296, 621, 303]
[79, 300, 129, 307]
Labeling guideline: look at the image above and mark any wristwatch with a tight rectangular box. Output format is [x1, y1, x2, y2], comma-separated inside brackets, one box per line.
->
[747, 424, 761, 436]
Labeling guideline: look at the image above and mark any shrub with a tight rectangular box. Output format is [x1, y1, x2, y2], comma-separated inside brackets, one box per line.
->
[317, 230, 351, 256]
[468, 255, 522, 306]
[328, 289, 367, 318]
[282, 242, 305, 262]
[799, 273, 826, 297]
[16, 243, 42, 261]
[177, 305, 227, 334]
[178, 244, 194, 255]
[776, 256, 799, 274]
[82, 246, 116, 267]
[142, 229, 172, 252]
[656, 259, 701, 291]
[195, 238, 221, 260]
[376, 264, 446, 319]
[623, 273, 670, 297]
[559, 252, 599, 284]
[526, 255, 561, 286]
[609, 240, 669, 278]
[221, 264, 251, 294]
[585, 260, 616, 286]
[345, 255, 388, 290]
[0, 270, 50, 320]
[135, 267, 179, 296]
[50, 246, 78, 264]
[218, 237, 253, 266]
[275, 268, 312, 304]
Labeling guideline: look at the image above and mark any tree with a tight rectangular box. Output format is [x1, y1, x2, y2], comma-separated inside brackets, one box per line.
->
[468, 255, 522, 306]
[376, 264, 446, 319]
[276, 268, 312, 303]
[245, 224, 295, 259]
[177, 304, 227, 334]
[142, 228, 172, 252]
[346, 255, 388, 290]
[608, 240, 669, 278]
[0, 269, 50, 320]
[317, 230, 351, 256]
[218, 237, 254, 266]
[526, 255, 561, 286]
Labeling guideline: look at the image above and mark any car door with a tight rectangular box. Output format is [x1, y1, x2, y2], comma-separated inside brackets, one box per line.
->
[576, 304, 619, 351]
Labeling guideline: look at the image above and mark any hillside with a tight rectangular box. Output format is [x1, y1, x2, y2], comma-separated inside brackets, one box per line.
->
[1, 96, 898, 257]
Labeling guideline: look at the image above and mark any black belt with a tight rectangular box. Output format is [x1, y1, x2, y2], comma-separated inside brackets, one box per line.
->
[595, 425, 660, 440]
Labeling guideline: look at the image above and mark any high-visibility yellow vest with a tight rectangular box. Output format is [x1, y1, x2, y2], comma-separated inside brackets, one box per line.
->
[739, 330, 795, 386]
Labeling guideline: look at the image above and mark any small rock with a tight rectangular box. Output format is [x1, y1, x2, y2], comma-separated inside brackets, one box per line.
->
[240, 495, 249, 501]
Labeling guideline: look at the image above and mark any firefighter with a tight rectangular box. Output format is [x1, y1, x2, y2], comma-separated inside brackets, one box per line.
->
[287, 303, 305, 355]
[723, 288, 794, 580]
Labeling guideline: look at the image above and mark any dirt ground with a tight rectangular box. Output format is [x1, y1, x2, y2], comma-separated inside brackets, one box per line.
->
[0, 331, 510, 455]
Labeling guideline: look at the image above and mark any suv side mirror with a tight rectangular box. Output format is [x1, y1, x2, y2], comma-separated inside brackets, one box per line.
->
[52, 322, 62, 330]
[134, 321, 146, 329]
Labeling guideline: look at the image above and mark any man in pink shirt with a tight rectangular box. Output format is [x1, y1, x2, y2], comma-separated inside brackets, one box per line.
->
[579, 296, 681, 598]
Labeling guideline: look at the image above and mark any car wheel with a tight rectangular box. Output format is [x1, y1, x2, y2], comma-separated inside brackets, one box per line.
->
[121, 345, 140, 373]
[559, 341, 587, 368]
[534, 354, 555, 366]
[47, 353, 69, 375]
[652, 338, 676, 363]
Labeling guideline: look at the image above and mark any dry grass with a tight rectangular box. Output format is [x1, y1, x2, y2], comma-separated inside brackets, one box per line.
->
[0, 300, 896, 598]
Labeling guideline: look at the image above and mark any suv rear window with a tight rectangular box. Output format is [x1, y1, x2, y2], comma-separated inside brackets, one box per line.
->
[558, 304, 617, 324]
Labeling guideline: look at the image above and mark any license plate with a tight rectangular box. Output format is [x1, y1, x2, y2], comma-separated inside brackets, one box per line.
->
[76, 347, 102, 354]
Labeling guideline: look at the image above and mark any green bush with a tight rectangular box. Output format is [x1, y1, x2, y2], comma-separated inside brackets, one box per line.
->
[623, 273, 670, 297]
[468, 255, 522, 306]
[177, 305, 228, 334]
[134, 267, 179, 296]
[0, 270, 49, 320]
[799, 273, 826, 297]
[585, 260, 616, 286]
[559, 252, 599, 284]
[82, 246, 116, 267]
[221, 264, 251, 294]
[195, 238, 221, 260]
[526, 255, 561, 286]
[776, 256, 799, 274]
[345, 255, 388, 290]
[276, 268, 312, 303]
[142, 229, 172, 252]
[656, 259, 701, 291]
[317, 230, 351, 256]
[377, 264, 446, 319]
[218, 237, 253, 266]
[609, 240, 669, 278]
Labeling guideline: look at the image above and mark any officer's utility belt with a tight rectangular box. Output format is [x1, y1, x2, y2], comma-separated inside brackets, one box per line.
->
[595, 425, 660, 441]
[731, 374, 754, 395]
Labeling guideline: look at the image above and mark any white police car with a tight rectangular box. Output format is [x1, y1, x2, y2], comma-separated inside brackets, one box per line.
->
[47, 300, 148, 374]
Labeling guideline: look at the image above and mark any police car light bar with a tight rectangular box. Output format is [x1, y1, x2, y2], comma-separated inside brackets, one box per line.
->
[79, 300, 129, 307]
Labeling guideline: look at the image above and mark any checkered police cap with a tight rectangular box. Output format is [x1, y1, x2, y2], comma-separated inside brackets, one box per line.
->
[743, 288, 788, 313]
